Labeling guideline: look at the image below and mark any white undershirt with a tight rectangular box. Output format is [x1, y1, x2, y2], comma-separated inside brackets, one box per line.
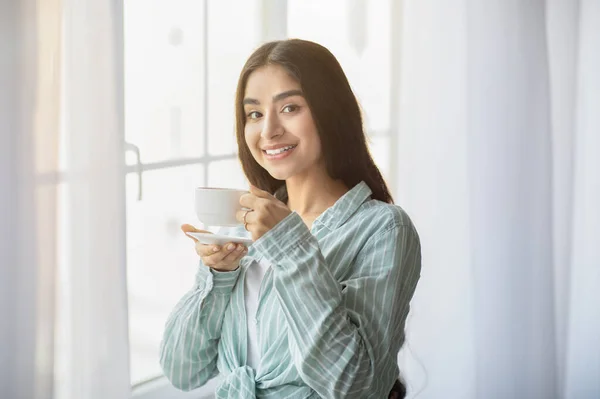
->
[244, 257, 271, 370]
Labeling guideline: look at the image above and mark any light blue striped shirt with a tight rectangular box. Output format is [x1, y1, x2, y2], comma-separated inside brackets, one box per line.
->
[160, 181, 421, 398]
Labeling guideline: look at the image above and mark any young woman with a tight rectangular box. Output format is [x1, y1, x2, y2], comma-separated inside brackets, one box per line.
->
[160, 39, 421, 399]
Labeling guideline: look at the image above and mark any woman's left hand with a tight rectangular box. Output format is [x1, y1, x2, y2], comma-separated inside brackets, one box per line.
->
[237, 185, 292, 241]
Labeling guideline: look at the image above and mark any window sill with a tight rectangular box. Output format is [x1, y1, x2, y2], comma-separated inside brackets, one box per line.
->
[132, 376, 223, 399]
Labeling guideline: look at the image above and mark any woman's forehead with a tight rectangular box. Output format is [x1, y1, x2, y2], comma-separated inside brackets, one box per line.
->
[245, 65, 301, 97]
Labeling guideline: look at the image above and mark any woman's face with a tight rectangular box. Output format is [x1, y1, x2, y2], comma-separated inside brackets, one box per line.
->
[243, 64, 324, 181]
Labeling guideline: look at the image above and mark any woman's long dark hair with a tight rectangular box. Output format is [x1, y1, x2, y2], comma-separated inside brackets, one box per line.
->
[235, 39, 394, 204]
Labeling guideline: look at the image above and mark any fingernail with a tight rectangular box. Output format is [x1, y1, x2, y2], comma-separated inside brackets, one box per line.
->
[227, 244, 235, 250]
[236, 245, 243, 252]
[213, 247, 219, 252]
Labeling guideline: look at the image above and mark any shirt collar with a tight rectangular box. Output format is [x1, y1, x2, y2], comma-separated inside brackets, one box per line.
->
[275, 181, 373, 231]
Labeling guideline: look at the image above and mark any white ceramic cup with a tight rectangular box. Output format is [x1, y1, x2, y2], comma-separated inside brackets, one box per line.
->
[194, 187, 248, 227]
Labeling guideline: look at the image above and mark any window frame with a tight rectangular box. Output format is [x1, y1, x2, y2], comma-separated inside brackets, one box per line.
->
[131, 375, 223, 399]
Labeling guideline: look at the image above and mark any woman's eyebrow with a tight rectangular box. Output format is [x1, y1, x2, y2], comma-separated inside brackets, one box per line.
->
[243, 89, 303, 105]
[272, 89, 303, 103]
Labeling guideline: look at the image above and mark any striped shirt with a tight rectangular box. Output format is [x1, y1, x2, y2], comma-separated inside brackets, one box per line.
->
[159, 181, 422, 398]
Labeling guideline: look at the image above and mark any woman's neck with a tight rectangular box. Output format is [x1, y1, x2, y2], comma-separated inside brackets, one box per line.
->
[285, 173, 349, 219]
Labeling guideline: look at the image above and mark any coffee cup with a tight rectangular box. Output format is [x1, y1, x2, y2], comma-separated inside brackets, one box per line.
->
[195, 187, 248, 227]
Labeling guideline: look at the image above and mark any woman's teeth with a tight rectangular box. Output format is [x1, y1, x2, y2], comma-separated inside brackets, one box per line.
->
[265, 145, 296, 155]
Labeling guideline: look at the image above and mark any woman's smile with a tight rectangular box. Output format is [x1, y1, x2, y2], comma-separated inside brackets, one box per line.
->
[262, 144, 297, 160]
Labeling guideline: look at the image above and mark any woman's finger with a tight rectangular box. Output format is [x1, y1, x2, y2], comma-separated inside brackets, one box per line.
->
[236, 209, 255, 225]
[201, 242, 238, 266]
[181, 224, 211, 243]
[181, 223, 202, 233]
[195, 242, 221, 257]
[248, 184, 273, 199]
[217, 244, 247, 266]
[239, 193, 253, 210]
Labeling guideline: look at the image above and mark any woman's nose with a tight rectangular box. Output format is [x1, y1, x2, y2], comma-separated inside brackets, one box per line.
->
[261, 112, 284, 140]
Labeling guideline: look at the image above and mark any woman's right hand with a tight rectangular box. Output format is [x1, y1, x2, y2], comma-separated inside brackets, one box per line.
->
[181, 224, 247, 272]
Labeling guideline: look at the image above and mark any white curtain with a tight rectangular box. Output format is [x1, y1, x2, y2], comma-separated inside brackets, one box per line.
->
[395, 1, 600, 398]
[1, 0, 58, 397]
[0, 0, 130, 398]
[58, 0, 131, 397]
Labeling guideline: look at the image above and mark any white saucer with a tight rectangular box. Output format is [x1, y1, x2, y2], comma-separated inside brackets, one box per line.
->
[186, 232, 253, 246]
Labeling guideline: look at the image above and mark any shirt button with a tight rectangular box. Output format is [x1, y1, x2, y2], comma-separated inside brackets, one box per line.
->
[253, 318, 258, 325]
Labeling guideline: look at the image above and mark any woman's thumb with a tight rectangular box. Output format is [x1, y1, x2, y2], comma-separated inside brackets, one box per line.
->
[181, 224, 199, 233]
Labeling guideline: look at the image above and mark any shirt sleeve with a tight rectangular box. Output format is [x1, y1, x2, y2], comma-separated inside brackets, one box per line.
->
[252, 211, 421, 398]
[159, 263, 241, 391]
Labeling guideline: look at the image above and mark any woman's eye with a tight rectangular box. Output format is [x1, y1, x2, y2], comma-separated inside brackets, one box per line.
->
[247, 111, 262, 119]
[282, 104, 299, 113]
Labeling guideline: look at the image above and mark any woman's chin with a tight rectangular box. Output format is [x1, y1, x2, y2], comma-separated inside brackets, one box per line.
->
[263, 164, 294, 181]
[268, 170, 291, 181]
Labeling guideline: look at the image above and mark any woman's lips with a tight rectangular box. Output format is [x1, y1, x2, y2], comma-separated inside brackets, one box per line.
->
[262, 145, 297, 161]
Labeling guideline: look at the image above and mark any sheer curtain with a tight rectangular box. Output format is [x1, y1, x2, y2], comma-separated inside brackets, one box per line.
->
[395, 1, 600, 398]
[1, 0, 130, 398]
[58, 0, 130, 397]
[1, 0, 61, 397]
